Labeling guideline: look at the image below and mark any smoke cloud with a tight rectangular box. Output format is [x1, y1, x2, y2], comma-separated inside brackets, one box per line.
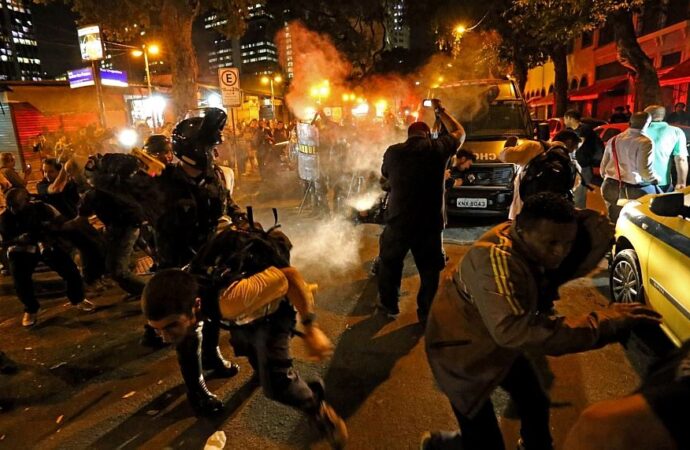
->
[269, 22, 510, 276]
[287, 216, 366, 282]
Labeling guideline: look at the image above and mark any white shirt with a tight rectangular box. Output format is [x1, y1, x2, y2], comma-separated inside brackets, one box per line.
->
[600, 128, 659, 186]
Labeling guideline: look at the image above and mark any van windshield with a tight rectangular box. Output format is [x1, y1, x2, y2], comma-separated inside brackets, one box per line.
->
[437, 84, 532, 139]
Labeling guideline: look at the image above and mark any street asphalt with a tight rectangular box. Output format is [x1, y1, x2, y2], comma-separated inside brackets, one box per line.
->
[0, 181, 674, 449]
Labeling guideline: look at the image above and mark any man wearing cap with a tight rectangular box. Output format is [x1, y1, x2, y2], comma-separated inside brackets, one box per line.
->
[377, 100, 466, 323]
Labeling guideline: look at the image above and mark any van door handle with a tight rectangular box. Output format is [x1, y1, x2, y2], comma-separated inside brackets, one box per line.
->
[641, 223, 649, 230]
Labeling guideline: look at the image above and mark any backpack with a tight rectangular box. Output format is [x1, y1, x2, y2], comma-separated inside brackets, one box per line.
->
[186, 207, 293, 322]
[519, 142, 577, 201]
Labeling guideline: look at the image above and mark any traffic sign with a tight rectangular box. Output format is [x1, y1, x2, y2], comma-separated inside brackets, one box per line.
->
[218, 68, 242, 107]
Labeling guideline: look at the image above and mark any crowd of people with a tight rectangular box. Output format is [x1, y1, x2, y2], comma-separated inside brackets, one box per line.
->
[0, 96, 689, 449]
[0, 107, 348, 447]
[376, 99, 688, 450]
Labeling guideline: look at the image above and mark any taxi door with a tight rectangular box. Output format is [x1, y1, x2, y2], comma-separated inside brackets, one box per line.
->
[647, 194, 690, 345]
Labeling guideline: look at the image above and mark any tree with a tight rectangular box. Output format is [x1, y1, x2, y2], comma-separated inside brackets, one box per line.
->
[36, 0, 251, 117]
[589, 0, 662, 108]
[507, 1, 602, 116]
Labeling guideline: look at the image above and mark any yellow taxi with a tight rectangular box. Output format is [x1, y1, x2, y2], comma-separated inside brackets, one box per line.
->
[611, 188, 690, 346]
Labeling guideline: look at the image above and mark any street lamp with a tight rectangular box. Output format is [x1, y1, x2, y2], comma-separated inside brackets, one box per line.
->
[261, 73, 282, 117]
[309, 80, 330, 104]
[131, 42, 161, 128]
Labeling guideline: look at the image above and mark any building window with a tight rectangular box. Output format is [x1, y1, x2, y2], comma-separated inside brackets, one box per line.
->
[661, 52, 682, 68]
[597, 22, 614, 47]
[548, 84, 554, 94]
[667, 0, 689, 25]
[595, 61, 627, 80]
[570, 78, 579, 90]
[581, 31, 593, 48]
[579, 75, 589, 88]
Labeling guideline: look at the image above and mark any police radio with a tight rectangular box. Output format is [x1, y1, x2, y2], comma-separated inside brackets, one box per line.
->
[130, 147, 166, 177]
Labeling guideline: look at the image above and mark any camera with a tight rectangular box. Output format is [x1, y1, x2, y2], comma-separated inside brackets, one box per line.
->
[423, 99, 434, 108]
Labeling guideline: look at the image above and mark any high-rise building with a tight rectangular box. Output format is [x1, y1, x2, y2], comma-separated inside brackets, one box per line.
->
[203, 2, 280, 76]
[386, 0, 410, 50]
[0, 0, 42, 81]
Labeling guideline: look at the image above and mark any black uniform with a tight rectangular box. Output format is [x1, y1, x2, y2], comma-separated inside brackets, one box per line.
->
[155, 106, 242, 389]
[154, 164, 227, 269]
[378, 133, 459, 320]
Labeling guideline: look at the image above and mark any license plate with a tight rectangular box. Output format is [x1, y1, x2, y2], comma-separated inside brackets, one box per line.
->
[456, 198, 487, 208]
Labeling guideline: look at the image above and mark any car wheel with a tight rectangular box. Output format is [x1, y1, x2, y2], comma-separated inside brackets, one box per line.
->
[610, 249, 644, 303]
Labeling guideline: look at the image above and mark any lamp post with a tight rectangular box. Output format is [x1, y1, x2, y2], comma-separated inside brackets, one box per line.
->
[261, 74, 282, 118]
[131, 43, 161, 127]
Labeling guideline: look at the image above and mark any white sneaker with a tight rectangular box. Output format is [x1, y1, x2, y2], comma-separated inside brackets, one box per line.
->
[22, 312, 37, 327]
[73, 299, 96, 312]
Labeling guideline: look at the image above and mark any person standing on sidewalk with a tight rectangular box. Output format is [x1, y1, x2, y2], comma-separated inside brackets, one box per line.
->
[564, 110, 604, 208]
[643, 105, 688, 192]
[600, 112, 661, 222]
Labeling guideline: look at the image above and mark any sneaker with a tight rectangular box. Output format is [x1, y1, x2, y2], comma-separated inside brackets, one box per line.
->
[73, 299, 96, 312]
[22, 312, 37, 327]
[375, 303, 399, 319]
[420, 431, 462, 449]
[314, 401, 348, 449]
[307, 380, 347, 449]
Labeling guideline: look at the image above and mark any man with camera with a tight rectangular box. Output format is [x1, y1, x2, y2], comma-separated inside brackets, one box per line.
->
[377, 99, 465, 323]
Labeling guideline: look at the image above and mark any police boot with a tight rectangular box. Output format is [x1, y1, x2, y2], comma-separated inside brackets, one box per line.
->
[200, 321, 240, 379]
[176, 323, 224, 416]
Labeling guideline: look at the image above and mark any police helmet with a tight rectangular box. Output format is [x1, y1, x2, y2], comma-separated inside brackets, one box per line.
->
[143, 134, 172, 157]
[171, 108, 227, 171]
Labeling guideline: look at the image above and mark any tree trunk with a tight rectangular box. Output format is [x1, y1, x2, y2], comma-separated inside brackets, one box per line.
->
[551, 45, 569, 117]
[513, 58, 528, 95]
[161, 0, 199, 119]
[611, 9, 662, 109]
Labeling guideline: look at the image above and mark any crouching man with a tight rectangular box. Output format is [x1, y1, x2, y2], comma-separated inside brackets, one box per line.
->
[422, 193, 662, 450]
[142, 265, 348, 449]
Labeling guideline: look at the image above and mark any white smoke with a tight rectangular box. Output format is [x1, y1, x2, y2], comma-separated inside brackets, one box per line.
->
[288, 216, 365, 280]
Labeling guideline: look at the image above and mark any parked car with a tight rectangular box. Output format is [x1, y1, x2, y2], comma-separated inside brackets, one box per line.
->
[593, 122, 629, 143]
[610, 188, 690, 346]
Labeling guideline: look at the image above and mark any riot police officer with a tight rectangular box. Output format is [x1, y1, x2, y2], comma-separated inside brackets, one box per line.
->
[140, 109, 242, 376]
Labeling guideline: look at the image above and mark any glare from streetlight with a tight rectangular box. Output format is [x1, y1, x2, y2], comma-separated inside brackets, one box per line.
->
[147, 44, 160, 55]
[261, 76, 270, 85]
[455, 24, 466, 35]
[131, 49, 144, 57]
[274, 75, 282, 83]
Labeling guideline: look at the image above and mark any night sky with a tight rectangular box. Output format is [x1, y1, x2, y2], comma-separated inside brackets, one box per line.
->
[32, 1, 81, 79]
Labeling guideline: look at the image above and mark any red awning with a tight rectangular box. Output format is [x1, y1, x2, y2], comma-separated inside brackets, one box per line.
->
[660, 59, 690, 86]
[568, 76, 628, 101]
[528, 94, 553, 106]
